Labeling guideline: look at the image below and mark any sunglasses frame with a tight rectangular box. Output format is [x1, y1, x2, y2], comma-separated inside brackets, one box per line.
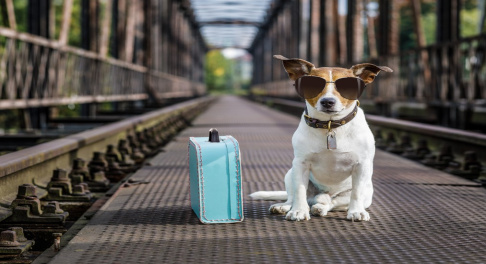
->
[294, 76, 367, 100]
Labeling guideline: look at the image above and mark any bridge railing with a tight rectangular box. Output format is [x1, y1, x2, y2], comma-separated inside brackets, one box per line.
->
[366, 34, 486, 105]
[0, 27, 205, 109]
[252, 34, 486, 106]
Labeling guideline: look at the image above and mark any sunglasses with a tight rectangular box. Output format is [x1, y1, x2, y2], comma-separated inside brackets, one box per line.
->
[294, 76, 366, 100]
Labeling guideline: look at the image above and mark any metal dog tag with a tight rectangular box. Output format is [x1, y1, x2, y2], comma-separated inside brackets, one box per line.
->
[327, 131, 337, 150]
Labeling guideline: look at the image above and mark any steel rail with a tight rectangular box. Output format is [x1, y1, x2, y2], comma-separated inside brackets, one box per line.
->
[258, 97, 486, 145]
[365, 115, 486, 147]
[255, 96, 486, 163]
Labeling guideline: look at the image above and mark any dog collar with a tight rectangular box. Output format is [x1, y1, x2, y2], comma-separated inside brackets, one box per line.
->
[304, 101, 359, 129]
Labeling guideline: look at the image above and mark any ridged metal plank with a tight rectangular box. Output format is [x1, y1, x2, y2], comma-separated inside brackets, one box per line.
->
[48, 96, 486, 264]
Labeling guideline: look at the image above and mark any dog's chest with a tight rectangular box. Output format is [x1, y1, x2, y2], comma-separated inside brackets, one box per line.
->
[309, 150, 358, 180]
[294, 124, 363, 185]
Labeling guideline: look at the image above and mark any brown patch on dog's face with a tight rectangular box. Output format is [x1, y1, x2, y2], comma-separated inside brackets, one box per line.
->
[305, 67, 357, 109]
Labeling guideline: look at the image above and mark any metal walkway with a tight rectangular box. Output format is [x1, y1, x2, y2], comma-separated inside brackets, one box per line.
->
[47, 96, 486, 263]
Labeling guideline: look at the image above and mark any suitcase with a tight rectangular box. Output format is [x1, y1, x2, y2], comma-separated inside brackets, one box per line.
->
[188, 128, 244, 224]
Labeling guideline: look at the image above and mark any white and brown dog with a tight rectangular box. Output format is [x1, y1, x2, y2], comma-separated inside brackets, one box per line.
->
[250, 55, 392, 221]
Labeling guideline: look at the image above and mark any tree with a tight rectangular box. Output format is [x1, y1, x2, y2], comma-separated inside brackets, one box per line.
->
[205, 50, 234, 93]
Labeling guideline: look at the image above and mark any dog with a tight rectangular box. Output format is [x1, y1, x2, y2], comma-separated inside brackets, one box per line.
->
[250, 55, 392, 221]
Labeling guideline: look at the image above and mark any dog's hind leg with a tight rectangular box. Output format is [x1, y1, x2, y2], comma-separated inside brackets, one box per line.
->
[330, 190, 352, 211]
[310, 190, 353, 216]
[269, 169, 293, 214]
[310, 193, 332, 216]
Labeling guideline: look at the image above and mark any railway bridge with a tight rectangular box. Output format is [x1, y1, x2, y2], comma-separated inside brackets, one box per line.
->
[0, 0, 485, 263]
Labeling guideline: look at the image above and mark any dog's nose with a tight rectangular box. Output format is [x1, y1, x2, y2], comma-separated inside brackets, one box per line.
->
[320, 98, 336, 108]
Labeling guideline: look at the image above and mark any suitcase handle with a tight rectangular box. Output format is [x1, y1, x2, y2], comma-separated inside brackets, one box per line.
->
[208, 128, 220, 142]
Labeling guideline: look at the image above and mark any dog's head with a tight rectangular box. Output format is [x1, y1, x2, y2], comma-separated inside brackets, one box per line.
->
[274, 55, 392, 119]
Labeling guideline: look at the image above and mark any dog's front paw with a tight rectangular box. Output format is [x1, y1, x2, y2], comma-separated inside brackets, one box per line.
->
[310, 203, 330, 217]
[346, 210, 370, 222]
[269, 203, 291, 214]
[285, 209, 310, 221]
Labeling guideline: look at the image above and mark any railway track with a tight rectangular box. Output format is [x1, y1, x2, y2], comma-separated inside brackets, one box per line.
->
[0, 96, 214, 262]
[254, 96, 486, 185]
[2, 95, 485, 262]
[42, 95, 486, 263]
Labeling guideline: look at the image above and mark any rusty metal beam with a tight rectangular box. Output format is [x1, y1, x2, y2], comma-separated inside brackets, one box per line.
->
[0, 95, 149, 110]
[0, 27, 206, 107]
[59, 0, 73, 46]
[99, 0, 113, 57]
[308, 0, 320, 63]
[4, 0, 16, 30]
[248, 0, 289, 52]
[124, 0, 137, 62]
[0, 28, 146, 70]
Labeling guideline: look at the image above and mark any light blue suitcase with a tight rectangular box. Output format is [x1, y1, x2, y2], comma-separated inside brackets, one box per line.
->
[188, 128, 244, 224]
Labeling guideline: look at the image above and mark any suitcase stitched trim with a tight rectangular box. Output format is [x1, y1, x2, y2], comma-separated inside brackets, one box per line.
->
[226, 136, 243, 220]
[190, 137, 243, 222]
[188, 139, 202, 219]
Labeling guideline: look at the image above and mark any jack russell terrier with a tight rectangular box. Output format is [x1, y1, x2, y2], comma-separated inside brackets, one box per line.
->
[250, 55, 392, 221]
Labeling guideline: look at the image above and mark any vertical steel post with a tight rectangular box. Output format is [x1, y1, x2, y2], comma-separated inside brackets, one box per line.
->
[346, 0, 356, 64]
[26, 0, 51, 129]
[377, 0, 390, 57]
[309, 0, 320, 63]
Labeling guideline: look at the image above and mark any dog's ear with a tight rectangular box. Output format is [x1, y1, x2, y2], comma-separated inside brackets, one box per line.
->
[274, 55, 315, 81]
[350, 63, 393, 84]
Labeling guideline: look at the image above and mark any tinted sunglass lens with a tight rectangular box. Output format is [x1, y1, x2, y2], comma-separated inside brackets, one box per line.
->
[335, 78, 365, 100]
[295, 76, 327, 99]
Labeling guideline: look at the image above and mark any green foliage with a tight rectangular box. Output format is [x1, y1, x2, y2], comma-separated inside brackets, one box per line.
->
[399, 1, 436, 51]
[4, 0, 82, 46]
[56, 104, 81, 118]
[422, 9, 436, 45]
[399, 0, 485, 50]
[12, 0, 28, 32]
[204, 50, 234, 93]
[461, 8, 481, 37]
[464, 0, 478, 10]
[399, 5, 416, 51]
[52, 0, 82, 47]
[0, 110, 21, 131]
[67, 0, 82, 47]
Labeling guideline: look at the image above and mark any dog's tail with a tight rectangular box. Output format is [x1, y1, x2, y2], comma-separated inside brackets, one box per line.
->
[249, 191, 287, 201]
